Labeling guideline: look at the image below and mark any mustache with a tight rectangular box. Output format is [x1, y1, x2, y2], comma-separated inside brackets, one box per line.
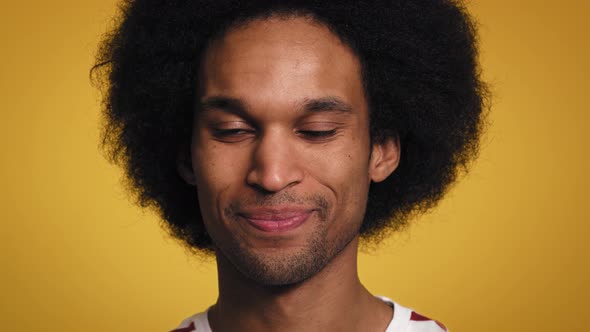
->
[224, 192, 329, 218]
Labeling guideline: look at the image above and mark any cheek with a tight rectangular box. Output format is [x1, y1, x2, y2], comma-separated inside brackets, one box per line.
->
[307, 139, 371, 225]
[192, 139, 249, 186]
[191, 143, 248, 221]
[310, 130, 371, 184]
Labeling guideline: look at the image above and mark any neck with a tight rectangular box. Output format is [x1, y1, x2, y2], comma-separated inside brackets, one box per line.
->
[209, 237, 393, 332]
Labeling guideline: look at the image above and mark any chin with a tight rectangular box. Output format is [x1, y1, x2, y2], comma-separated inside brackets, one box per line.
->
[222, 239, 331, 286]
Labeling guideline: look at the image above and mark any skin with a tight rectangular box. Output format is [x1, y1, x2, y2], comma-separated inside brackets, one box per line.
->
[180, 16, 400, 332]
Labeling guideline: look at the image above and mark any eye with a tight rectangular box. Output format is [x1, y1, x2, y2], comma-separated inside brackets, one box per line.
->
[213, 128, 251, 136]
[211, 128, 256, 142]
[297, 129, 338, 141]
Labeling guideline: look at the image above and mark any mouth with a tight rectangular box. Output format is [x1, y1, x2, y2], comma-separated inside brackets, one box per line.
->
[238, 208, 313, 233]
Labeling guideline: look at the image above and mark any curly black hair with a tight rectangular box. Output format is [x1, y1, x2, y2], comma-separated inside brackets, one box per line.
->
[92, 0, 488, 253]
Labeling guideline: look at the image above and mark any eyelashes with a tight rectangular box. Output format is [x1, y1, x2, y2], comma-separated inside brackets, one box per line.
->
[210, 128, 340, 143]
[210, 128, 254, 143]
[297, 129, 337, 139]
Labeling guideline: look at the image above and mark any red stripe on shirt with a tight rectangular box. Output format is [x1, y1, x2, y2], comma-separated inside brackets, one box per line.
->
[410, 311, 447, 331]
[170, 321, 196, 332]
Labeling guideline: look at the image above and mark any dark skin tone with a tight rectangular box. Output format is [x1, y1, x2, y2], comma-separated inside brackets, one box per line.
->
[180, 16, 400, 331]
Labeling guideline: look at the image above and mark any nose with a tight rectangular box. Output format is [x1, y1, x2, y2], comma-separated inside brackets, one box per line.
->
[246, 130, 304, 193]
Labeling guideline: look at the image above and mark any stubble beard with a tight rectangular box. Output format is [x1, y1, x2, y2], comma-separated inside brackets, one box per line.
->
[215, 194, 360, 286]
[222, 225, 330, 285]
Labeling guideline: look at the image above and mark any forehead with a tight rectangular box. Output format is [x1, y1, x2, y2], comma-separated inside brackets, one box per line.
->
[200, 16, 366, 113]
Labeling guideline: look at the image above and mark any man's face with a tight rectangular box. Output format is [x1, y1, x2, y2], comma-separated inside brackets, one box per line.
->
[187, 17, 393, 285]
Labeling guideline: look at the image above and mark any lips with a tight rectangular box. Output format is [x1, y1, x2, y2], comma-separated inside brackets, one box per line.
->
[239, 209, 313, 233]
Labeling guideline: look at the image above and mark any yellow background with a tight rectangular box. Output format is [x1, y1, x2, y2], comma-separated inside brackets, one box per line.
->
[1, 0, 588, 331]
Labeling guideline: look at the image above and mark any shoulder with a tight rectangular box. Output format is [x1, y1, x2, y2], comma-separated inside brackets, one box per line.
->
[407, 310, 448, 332]
[377, 296, 449, 332]
[169, 311, 210, 332]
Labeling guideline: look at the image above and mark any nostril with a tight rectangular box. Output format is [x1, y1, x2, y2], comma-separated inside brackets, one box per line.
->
[248, 182, 277, 195]
[246, 161, 304, 193]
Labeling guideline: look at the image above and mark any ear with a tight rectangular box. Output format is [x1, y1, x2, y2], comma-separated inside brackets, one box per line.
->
[369, 135, 400, 183]
[177, 152, 197, 186]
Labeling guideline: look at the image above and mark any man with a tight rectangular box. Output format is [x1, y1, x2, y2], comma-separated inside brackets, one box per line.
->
[93, 1, 487, 331]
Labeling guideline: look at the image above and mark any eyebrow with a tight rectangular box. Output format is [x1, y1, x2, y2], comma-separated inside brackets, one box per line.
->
[300, 97, 353, 114]
[198, 96, 354, 115]
[198, 96, 247, 115]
